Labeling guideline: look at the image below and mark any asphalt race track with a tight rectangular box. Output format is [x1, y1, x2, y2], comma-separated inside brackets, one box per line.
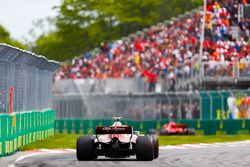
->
[1, 144, 250, 167]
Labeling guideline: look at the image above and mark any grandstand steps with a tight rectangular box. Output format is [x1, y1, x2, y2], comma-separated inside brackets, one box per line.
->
[230, 26, 240, 40]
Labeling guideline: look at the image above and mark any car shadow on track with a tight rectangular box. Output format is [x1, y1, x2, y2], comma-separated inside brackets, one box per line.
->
[92, 158, 138, 161]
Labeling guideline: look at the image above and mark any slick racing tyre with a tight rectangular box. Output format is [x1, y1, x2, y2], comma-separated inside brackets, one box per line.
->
[76, 136, 97, 160]
[136, 136, 154, 161]
[151, 135, 159, 159]
[159, 129, 168, 135]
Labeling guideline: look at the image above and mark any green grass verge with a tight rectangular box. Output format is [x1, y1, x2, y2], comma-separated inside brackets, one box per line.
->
[19, 134, 250, 151]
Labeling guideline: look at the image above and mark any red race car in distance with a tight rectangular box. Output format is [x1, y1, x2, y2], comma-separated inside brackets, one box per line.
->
[148, 122, 195, 136]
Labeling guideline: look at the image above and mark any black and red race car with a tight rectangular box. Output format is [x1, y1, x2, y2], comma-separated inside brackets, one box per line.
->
[76, 117, 159, 161]
[148, 121, 195, 135]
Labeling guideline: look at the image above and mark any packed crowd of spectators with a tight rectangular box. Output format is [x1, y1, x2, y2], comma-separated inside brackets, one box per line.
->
[54, 0, 250, 90]
[54, 11, 202, 91]
[203, 0, 250, 77]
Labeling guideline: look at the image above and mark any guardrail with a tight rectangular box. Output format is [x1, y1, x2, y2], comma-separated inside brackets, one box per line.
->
[201, 62, 250, 82]
[238, 61, 250, 80]
[0, 44, 59, 114]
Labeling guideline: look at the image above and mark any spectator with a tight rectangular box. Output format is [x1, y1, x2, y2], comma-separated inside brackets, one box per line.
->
[55, 1, 250, 90]
[203, 0, 250, 77]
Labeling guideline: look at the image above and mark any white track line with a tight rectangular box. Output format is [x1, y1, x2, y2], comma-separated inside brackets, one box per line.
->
[7, 149, 75, 167]
[39, 149, 71, 154]
[15, 152, 47, 162]
[160, 140, 250, 150]
[7, 152, 47, 167]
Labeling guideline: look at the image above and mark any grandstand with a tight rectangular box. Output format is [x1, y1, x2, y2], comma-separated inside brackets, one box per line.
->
[52, 1, 250, 120]
[54, 1, 250, 93]
[54, 7, 202, 92]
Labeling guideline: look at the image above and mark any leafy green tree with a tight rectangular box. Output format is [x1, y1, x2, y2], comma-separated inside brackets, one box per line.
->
[159, 0, 202, 21]
[0, 25, 27, 49]
[33, 0, 202, 61]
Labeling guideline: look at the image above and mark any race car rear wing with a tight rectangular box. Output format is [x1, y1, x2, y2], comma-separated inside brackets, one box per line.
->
[96, 126, 133, 135]
[171, 124, 187, 128]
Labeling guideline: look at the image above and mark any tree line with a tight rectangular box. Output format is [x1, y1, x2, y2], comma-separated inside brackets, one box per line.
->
[0, 25, 27, 49]
[0, 0, 202, 62]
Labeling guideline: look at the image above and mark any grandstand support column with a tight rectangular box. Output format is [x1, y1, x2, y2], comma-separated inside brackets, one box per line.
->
[198, 0, 207, 89]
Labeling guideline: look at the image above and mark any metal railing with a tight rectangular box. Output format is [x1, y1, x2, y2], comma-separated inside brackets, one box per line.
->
[0, 44, 59, 113]
[54, 92, 201, 120]
[238, 61, 250, 80]
[201, 62, 250, 82]
[54, 90, 250, 120]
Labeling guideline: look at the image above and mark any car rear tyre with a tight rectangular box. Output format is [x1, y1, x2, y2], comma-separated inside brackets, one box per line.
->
[76, 136, 97, 161]
[186, 128, 195, 135]
[136, 136, 154, 161]
[159, 129, 168, 135]
[151, 135, 159, 159]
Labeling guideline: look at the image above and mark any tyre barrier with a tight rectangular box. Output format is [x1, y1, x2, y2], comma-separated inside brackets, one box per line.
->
[0, 109, 55, 157]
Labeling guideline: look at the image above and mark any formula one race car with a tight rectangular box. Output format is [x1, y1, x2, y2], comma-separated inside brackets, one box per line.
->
[148, 121, 195, 136]
[76, 117, 159, 161]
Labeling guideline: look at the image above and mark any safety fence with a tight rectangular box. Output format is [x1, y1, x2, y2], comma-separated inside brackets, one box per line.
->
[54, 92, 200, 120]
[0, 44, 58, 157]
[54, 90, 250, 120]
[54, 118, 250, 135]
[0, 109, 54, 157]
[53, 78, 147, 94]
[53, 77, 180, 94]
[0, 44, 59, 113]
